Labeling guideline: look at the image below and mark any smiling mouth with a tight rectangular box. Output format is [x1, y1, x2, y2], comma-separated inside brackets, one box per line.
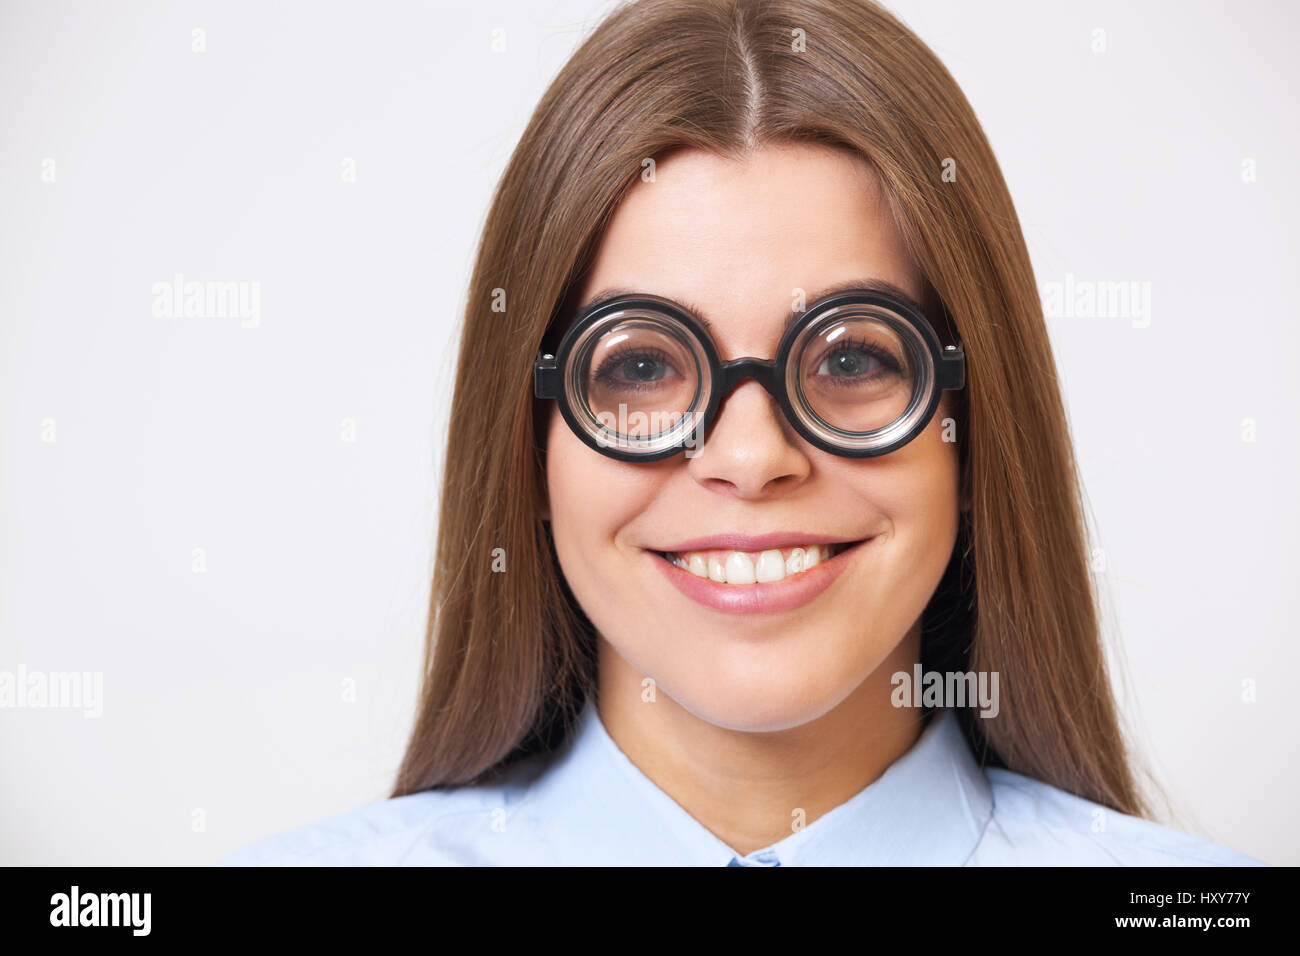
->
[651, 540, 870, 586]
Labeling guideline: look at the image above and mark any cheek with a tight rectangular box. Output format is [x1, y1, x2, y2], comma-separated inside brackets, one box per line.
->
[545, 408, 661, 618]
[546, 408, 653, 535]
[873, 397, 961, 560]
[546, 409, 600, 557]
[900, 396, 961, 522]
[812, 399, 961, 657]
[858, 399, 962, 627]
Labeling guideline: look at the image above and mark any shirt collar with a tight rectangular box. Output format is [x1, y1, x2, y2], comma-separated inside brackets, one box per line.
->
[514, 695, 993, 866]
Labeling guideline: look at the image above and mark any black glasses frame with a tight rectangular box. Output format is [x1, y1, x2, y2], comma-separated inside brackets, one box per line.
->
[534, 288, 966, 462]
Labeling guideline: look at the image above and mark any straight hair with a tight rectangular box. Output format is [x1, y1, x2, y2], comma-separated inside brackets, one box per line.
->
[393, 0, 1148, 818]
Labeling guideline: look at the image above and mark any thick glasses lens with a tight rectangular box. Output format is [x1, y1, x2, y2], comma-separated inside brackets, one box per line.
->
[785, 303, 932, 452]
[567, 308, 710, 453]
[797, 317, 915, 430]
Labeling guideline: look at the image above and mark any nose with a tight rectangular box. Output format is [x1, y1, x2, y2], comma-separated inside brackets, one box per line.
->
[686, 378, 811, 498]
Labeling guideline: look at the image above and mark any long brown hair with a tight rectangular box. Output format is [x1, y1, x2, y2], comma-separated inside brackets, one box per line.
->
[393, 0, 1148, 817]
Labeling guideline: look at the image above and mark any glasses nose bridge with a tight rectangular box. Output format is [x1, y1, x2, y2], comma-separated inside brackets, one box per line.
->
[717, 356, 783, 402]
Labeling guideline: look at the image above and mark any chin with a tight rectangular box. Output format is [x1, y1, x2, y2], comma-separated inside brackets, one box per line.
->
[664, 666, 859, 734]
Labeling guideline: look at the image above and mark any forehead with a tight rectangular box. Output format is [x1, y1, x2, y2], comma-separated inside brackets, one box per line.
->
[576, 143, 925, 350]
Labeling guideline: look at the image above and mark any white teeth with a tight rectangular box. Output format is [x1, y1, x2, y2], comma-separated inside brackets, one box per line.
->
[666, 542, 847, 586]
[724, 552, 756, 585]
[755, 549, 785, 583]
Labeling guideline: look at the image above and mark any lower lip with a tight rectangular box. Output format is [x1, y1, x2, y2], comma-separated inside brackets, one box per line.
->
[648, 540, 871, 615]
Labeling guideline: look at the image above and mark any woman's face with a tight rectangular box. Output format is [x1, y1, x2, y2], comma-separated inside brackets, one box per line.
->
[545, 143, 961, 732]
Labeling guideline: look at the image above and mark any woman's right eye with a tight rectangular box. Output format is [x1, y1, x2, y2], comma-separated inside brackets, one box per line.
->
[593, 351, 678, 388]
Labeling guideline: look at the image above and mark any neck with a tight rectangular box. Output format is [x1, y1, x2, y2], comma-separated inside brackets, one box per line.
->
[594, 625, 924, 858]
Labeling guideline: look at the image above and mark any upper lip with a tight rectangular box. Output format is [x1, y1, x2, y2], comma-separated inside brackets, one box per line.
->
[651, 532, 869, 553]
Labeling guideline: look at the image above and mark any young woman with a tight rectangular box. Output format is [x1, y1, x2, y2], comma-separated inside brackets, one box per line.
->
[223, 0, 1257, 866]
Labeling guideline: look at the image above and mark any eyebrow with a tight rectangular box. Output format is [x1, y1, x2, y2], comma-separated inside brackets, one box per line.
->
[575, 278, 929, 331]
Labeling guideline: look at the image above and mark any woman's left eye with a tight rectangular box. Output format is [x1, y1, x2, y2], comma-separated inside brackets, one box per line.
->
[815, 346, 889, 379]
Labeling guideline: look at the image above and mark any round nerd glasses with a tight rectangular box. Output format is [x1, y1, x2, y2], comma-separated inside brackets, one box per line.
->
[534, 289, 965, 461]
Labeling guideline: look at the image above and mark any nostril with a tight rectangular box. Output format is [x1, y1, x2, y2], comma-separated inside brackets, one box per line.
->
[764, 473, 802, 491]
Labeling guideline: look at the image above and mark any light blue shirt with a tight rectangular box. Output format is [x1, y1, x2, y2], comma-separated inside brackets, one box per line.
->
[220, 696, 1261, 866]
